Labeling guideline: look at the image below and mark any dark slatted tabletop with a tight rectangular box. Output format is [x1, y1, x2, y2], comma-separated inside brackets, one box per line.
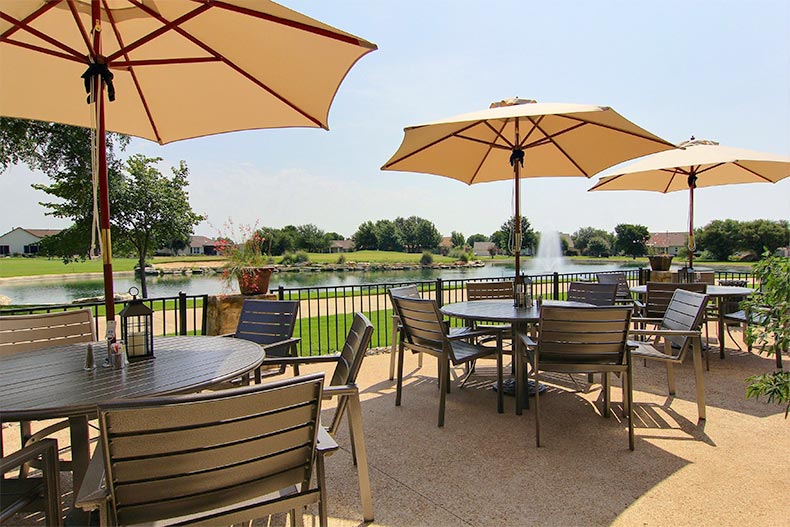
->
[441, 299, 593, 323]
[0, 336, 264, 421]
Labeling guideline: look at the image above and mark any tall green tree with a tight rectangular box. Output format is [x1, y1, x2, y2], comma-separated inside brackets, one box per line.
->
[466, 233, 488, 246]
[493, 216, 536, 255]
[113, 156, 203, 297]
[1, 117, 129, 259]
[450, 231, 465, 247]
[375, 219, 401, 251]
[739, 220, 790, 256]
[572, 226, 614, 256]
[696, 219, 742, 261]
[295, 224, 329, 252]
[352, 221, 378, 250]
[394, 216, 441, 253]
[614, 223, 650, 259]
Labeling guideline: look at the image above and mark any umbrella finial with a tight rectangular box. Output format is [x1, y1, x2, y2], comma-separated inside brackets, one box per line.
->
[490, 98, 536, 109]
[677, 137, 720, 149]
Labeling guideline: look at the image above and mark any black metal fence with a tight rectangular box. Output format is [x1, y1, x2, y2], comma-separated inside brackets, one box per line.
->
[1, 268, 757, 356]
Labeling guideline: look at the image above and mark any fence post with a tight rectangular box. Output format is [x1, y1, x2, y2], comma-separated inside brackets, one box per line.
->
[435, 278, 444, 307]
[639, 268, 648, 285]
[278, 285, 285, 300]
[552, 272, 560, 300]
[178, 291, 187, 336]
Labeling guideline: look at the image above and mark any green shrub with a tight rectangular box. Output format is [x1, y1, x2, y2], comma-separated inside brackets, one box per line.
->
[337, 254, 346, 265]
[420, 251, 433, 266]
[295, 251, 310, 264]
[279, 252, 296, 265]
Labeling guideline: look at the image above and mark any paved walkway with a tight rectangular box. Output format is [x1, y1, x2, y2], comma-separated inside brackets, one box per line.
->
[4, 327, 788, 526]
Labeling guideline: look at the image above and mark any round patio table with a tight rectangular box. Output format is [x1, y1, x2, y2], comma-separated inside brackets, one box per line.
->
[0, 335, 264, 523]
[441, 299, 592, 415]
[630, 284, 755, 358]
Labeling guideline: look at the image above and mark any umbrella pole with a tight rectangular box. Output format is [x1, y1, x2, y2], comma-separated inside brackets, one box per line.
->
[92, 6, 116, 341]
[687, 172, 697, 269]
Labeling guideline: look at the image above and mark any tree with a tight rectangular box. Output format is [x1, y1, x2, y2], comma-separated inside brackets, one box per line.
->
[493, 216, 536, 255]
[466, 233, 488, 246]
[739, 220, 790, 256]
[394, 216, 441, 253]
[1, 117, 129, 259]
[696, 219, 741, 261]
[572, 227, 614, 256]
[614, 223, 650, 259]
[375, 219, 401, 251]
[586, 236, 611, 257]
[113, 156, 203, 297]
[352, 221, 378, 250]
[450, 231, 465, 247]
[295, 224, 329, 252]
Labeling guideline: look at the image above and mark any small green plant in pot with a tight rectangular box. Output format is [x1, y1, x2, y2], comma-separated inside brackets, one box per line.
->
[216, 221, 273, 295]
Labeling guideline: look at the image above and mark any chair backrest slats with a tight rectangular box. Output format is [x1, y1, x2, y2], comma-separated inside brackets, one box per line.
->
[99, 374, 324, 526]
[234, 300, 299, 353]
[391, 296, 446, 355]
[659, 289, 709, 350]
[566, 282, 618, 306]
[537, 306, 632, 365]
[329, 312, 374, 387]
[645, 282, 706, 318]
[0, 309, 95, 355]
[467, 281, 514, 301]
[596, 272, 632, 301]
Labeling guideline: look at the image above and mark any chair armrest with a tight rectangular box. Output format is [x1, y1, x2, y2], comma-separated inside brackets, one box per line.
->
[261, 337, 301, 352]
[263, 353, 340, 367]
[518, 333, 537, 348]
[322, 384, 359, 399]
[75, 443, 108, 512]
[447, 326, 503, 341]
[0, 438, 59, 475]
[632, 317, 663, 324]
[629, 328, 701, 338]
[218, 332, 235, 338]
[316, 426, 339, 457]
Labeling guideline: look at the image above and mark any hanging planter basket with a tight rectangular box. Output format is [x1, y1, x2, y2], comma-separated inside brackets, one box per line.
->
[237, 267, 273, 295]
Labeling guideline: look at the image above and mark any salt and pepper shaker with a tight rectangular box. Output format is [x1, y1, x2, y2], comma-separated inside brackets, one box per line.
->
[83, 343, 95, 371]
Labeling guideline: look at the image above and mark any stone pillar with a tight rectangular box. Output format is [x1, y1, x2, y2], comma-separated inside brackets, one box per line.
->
[205, 293, 277, 335]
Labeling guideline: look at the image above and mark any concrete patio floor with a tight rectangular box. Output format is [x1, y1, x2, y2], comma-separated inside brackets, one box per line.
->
[4, 327, 788, 526]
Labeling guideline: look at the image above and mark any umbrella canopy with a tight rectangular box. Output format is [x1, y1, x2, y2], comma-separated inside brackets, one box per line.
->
[589, 138, 790, 267]
[382, 98, 674, 281]
[0, 0, 376, 337]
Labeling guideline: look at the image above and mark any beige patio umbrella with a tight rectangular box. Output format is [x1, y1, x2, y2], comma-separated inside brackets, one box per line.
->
[589, 138, 790, 267]
[0, 0, 376, 335]
[382, 98, 674, 282]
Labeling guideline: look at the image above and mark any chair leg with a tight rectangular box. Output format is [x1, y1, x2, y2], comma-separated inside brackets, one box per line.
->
[621, 370, 630, 416]
[395, 341, 405, 407]
[389, 320, 399, 381]
[692, 337, 707, 421]
[346, 390, 374, 522]
[627, 361, 634, 451]
[602, 372, 611, 418]
[665, 362, 677, 395]
[496, 333, 504, 414]
[315, 451, 328, 527]
[534, 370, 541, 447]
[438, 355, 447, 427]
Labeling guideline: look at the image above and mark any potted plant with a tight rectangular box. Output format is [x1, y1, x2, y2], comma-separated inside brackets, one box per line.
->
[647, 248, 674, 271]
[216, 223, 273, 295]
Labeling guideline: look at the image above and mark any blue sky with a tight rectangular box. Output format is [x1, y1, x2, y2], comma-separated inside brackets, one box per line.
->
[2, 0, 788, 240]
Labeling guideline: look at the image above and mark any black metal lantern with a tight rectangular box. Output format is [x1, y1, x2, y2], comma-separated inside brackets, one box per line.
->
[119, 287, 154, 361]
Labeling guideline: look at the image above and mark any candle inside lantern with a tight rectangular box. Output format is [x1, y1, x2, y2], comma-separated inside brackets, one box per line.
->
[127, 331, 147, 357]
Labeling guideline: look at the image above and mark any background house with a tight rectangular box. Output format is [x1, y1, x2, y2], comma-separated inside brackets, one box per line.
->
[647, 232, 688, 255]
[473, 241, 498, 257]
[329, 239, 355, 253]
[0, 227, 61, 256]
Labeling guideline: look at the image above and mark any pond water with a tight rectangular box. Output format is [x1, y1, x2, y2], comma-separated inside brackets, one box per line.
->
[0, 261, 644, 306]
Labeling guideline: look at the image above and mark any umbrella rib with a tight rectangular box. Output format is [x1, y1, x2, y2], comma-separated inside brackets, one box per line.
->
[730, 161, 776, 182]
[0, 38, 84, 64]
[67, 0, 94, 57]
[123, 0, 324, 128]
[467, 120, 511, 184]
[560, 113, 672, 146]
[0, 7, 85, 61]
[382, 121, 483, 168]
[210, 0, 377, 49]
[526, 117, 590, 176]
[105, 1, 211, 62]
[103, 2, 163, 144]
